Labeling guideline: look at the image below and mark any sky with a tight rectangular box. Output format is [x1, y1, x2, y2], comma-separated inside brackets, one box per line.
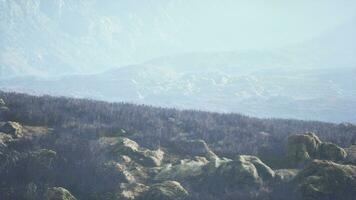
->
[1, 0, 356, 76]
[150, 0, 356, 52]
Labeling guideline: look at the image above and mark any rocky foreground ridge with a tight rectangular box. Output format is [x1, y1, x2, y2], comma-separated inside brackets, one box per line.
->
[0, 98, 355, 200]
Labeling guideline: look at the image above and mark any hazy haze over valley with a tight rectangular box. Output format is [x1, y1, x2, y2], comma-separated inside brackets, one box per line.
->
[1, 0, 356, 123]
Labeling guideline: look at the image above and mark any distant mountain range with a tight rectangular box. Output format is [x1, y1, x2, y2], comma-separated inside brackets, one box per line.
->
[1, 46, 356, 123]
[0, 0, 187, 77]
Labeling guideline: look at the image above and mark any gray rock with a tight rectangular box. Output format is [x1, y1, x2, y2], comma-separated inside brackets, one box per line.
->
[295, 160, 356, 200]
[138, 181, 188, 200]
[172, 139, 218, 160]
[118, 183, 149, 200]
[203, 155, 275, 192]
[287, 132, 347, 166]
[0, 121, 23, 138]
[155, 156, 209, 181]
[44, 187, 77, 200]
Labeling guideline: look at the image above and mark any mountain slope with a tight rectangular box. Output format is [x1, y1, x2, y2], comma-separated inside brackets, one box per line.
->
[1, 14, 355, 122]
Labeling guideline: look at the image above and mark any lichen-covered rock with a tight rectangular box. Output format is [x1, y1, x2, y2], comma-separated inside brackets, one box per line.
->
[31, 149, 57, 169]
[44, 187, 77, 200]
[172, 139, 218, 160]
[0, 121, 23, 138]
[140, 148, 165, 167]
[295, 160, 356, 200]
[98, 137, 164, 167]
[275, 169, 299, 182]
[287, 132, 347, 166]
[155, 156, 209, 181]
[287, 132, 321, 165]
[138, 181, 188, 200]
[204, 155, 275, 191]
[0, 132, 14, 145]
[118, 183, 149, 200]
[101, 160, 136, 184]
[318, 142, 347, 161]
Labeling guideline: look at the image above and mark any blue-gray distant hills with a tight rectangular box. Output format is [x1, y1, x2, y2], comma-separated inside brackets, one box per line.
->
[1, 48, 355, 123]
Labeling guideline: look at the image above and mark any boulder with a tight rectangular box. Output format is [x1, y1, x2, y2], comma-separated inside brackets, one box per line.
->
[138, 181, 188, 200]
[204, 155, 275, 191]
[118, 183, 149, 200]
[318, 142, 347, 161]
[0, 132, 14, 145]
[287, 132, 321, 165]
[98, 137, 164, 167]
[0, 121, 23, 138]
[295, 160, 356, 200]
[172, 139, 218, 160]
[101, 160, 136, 184]
[44, 187, 77, 200]
[29, 149, 57, 170]
[155, 156, 209, 181]
[275, 169, 299, 182]
[287, 132, 347, 166]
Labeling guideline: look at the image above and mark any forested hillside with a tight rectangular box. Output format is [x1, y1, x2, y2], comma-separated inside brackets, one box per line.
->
[1, 91, 356, 200]
[1, 91, 355, 158]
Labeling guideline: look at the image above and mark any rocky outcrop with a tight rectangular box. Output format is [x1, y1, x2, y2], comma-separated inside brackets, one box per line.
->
[171, 139, 218, 160]
[287, 132, 321, 164]
[30, 149, 57, 169]
[275, 169, 299, 182]
[0, 121, 23, 138]
[155, 156, 209, 181]
[287, 132, 347, 165]
[98, 137, 164, 167]
[203, 155, 275, 192]
[44, 187, 77, 200]
[318, 142, 347, 161]
[118, 183, 149, 200]
[295, 160, 356, 200]
[138, 181, 188, 200]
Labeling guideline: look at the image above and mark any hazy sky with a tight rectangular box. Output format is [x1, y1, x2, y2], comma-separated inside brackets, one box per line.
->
[152, 0, 356, 51]
[1, 0, 356, 76]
